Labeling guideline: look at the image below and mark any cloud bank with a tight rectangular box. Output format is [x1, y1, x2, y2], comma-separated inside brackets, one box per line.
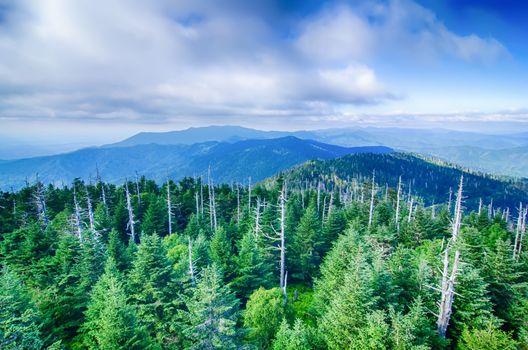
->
[0, 0, 512, 130]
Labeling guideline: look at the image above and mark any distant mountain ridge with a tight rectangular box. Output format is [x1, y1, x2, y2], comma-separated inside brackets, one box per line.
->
[271, 152, 528, 212]
[105, 125, 528, 177]
[0, 136, 392, 189]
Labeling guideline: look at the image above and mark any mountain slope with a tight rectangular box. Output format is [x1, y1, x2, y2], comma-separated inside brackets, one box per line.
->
[273, 152, 528, 212]
[107, 125, 528, 177]
[109, 125, 317, 147]
[0, 137, 391, 189]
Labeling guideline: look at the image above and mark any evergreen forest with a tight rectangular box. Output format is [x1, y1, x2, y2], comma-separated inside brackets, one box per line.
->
[1, 171, 527, 349]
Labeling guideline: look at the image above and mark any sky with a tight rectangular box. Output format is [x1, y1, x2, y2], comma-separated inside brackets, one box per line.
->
[0, 0, 527, 147]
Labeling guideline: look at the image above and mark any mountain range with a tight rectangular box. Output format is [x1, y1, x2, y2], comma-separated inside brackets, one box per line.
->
[107, 125, 528, 177]
[0, 137, 391, 190]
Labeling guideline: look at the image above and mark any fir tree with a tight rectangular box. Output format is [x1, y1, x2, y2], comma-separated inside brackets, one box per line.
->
[182, 265, 240, 349]
[0, 266, 43, 350]
[81, 257, 152, 349]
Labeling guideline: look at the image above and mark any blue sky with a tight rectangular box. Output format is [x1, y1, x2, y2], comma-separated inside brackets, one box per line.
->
[0, 0, 527, 146]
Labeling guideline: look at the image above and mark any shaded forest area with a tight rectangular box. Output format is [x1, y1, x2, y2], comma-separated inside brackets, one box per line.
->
[0, 170, 527, 349]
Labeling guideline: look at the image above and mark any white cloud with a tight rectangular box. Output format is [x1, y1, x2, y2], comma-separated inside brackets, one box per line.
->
[295, 0, 508, 64]
[0, 0, 511, 132]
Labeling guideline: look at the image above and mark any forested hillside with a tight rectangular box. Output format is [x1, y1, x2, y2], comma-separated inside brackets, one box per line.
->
[275, 152, 528, 213]
[0, 169, 527, 349]
[0, 137, 390, 189]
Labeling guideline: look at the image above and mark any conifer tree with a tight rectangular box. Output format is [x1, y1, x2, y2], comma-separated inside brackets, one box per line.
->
[291, 202, 320, 282]
[272, 319, 312, 350]
[0, 266, 43, 350]
[232, 229, 273, 299]
[81, 257, 152, 349]
[182, 265, 240, 349]
[127, 233, 179, 345]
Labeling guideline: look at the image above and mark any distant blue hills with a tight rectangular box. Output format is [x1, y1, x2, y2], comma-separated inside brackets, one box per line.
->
[0, 136, 391, 189]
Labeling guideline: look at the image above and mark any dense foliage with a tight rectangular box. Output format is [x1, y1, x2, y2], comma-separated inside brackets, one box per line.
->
[0, 172, 527, 349]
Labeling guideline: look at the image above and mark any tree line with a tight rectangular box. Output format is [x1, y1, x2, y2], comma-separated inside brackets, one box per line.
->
[0, 171, 527, 349]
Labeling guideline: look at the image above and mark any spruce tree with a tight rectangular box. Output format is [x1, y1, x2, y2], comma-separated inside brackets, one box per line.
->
[81, 257, 152, 349]
[182, 265, 240, 349]
[127, 233, 180, 345]
[244, 287, 286, 348]
[0, 266, 43, 350]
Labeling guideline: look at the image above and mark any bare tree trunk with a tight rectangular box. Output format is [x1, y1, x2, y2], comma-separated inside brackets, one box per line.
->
[279, 184, 286, 291]
[327, 191, 334, 221]
[478, 198, 482, 215]
[322, 195, 327, 225]
[200, 177, 204, 217]
[125, 181, 136, 243]
[86, 187, 95, 232]
[34, 179, 49, 226]
[368, 171, 375, 228]
[208, 168, 213, 231]
[437, 175, 463, 338]
[407, 197, 414, 223]
[73, 187, 83, 243]
[396, 176, 402, 233]
[488, 199, 493, 219]
[254, 197, 261, 238]
[514, 203, 522, 259]
[431, 201, 436, 219]
[96, 163, 107, 210]
[317, 180, 321, 214]
[167, 179, 173, 235]
[437, 250, 460, 338]
[248, 177, 252, 212]
[451, 176, 464, 242]
[237, 184, 240, 224]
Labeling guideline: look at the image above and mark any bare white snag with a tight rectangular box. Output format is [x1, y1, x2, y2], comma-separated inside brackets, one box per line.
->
[254, 197, 261, 238]
[73, 187, 83, 243]
[125, 181, 136, 243]
[368, 171, 376, 228]
[437, 175, 463, 338]
[237, 184, 241, 224]
[513, 202, 523, 259]
[478, 198, 482, 215]
[85, 187, 95, 233]
[407, 197, 414, 223]
[317, 180, 321, 214]
[248, 177, 252, 212]
[167, 179, 173, 235]
[396, 176, 402, 233]
[279, 184, 287, 291]
[34, 178, 49, 226]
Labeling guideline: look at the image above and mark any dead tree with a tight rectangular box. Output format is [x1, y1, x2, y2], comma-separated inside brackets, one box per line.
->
[407, 197, 414, 223]
[209, 168, 218, 232]
[73, 187, 83, 243]
[262, 184, 288, 303]
[34, 178, 49, 226]
[447, 187, 453, 214]
[96, 164, 107, 211]
[125, 181, 136, 243]
[317, 180, 321, 214]
[85, 186, 95, 232]
[478, 198, 482, 215]
[248, 177, 252, 212]
[195, 192, 200, 218]
[237, 184, 241, 224]
[368, 171, 376, 228]
[166, 179, 173, 235]
[395, 176, 402, 233]
[134, 171, 141, 210]
[437, 175, 463, 338]
[254, 197, 261, 238]
[513, 203, 523, 259]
